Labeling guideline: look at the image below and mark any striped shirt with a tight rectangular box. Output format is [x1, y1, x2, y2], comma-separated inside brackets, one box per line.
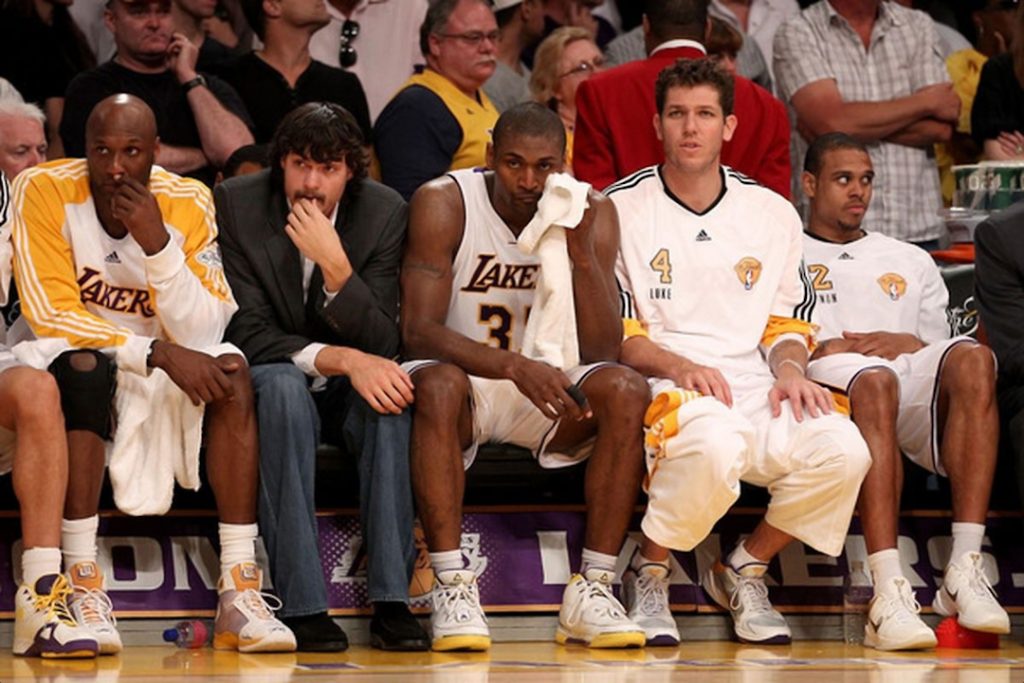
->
[774, 1, 949, 242]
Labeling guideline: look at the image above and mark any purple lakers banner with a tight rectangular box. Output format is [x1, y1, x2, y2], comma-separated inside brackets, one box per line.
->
[0, 510, 1021, 616]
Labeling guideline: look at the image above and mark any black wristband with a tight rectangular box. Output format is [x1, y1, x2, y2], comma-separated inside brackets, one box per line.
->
[182, 75, 207, 93]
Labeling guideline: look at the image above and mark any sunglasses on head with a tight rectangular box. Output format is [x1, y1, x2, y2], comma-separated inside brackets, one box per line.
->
[339, 19, 359, 68]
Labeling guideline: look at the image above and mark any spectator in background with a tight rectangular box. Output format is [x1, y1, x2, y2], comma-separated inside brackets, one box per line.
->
[60, 0, 253, 186]
[484, 0, 546, 113]
[308, 0, 428, 122]
[529, 26, 603, 173]
[523, 0, 616, 66]
[937, 0, 1016, 203]
[214, 142, 267, 185]
[574, 0, 791, 196]
[774, 0, 959, 248]
[0, 99, 47, 179]
[220, 0, 371, 144]
[707, 16, 743, 76]
[374, 0, 499, 201]
[972, 3, 1024, 161]
[709, 0, 799, 89]
[0, 0, 97, 157]
[0, 78, 21, 102]
[891, 0, 972, 58]
[170, 0, 235, 72]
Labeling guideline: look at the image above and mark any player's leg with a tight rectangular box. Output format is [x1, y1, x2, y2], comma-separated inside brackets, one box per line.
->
[48, 350, 119, 654]
[847, 368, 935, 650]
[408, 363, 482, 651]
[0, 366, 97, 658]
[546, 365, 648, 648]
[931, 343, 1008, 633]
[205, 354, 295, 653]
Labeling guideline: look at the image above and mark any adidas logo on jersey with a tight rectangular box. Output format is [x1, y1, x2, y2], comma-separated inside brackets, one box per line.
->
[104, 251, 121, 264]
[838, 252, 854, 260]
[695, 230, 711, 242]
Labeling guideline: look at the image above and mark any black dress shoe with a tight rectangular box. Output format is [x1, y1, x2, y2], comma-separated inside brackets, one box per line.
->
[370, 602, 430, 651]
[282, 612, 349, 652]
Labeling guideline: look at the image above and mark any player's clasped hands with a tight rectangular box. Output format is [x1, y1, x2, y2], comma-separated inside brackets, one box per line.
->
[148, 341, 239, 406]
[509, 355, 591, 421]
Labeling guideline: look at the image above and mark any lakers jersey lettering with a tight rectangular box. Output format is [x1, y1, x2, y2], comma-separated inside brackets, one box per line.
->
[461, 254, 540, 293]
[78, 267, 155, 317]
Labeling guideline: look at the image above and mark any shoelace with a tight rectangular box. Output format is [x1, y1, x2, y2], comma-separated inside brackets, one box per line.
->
[73, 586, 116, 627]
[958, 556, 1000, 601]
[875, 585, 923, 624]
[581, 578, 627, 620]
[34, 576, 78, 627]
[436, 581, 482, 623]
[634, 572, 669, 617]
[730, 575, 773, 615]
[238, 589, 284, 621]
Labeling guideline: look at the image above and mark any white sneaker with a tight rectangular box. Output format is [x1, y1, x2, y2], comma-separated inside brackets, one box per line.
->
[214, 562, 297, 653]
[429, 570, 490, 651]
[556, 568, 646, 649]
[864, 577, 937, 651]
[66, 562, 122, 655]
[14, 574, 98, 658]
[702, 561, 791, 644]
[932, 551, 1010, 634]
[622, 563, 680, 646]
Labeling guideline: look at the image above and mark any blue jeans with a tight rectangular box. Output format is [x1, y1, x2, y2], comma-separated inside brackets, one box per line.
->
[250, 363, 416, 617]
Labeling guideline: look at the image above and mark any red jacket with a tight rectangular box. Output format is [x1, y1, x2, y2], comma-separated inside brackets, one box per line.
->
[574, 45, 791, 197]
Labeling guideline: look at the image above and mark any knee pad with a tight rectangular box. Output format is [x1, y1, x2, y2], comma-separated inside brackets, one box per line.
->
[48, 350, 116, 439]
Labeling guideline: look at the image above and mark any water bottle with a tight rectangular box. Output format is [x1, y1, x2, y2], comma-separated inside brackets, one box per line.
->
[163, 620, 211, 648]
[842, 561, 873, 645]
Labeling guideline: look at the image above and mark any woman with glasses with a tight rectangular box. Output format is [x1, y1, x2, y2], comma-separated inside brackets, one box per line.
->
[529, 26, 604, 174]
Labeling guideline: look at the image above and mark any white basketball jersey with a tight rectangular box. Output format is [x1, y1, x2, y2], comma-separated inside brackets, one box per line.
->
[802, 232, 950, 344]
[610, 166, 814, 377]
[446, 169, 540, 352]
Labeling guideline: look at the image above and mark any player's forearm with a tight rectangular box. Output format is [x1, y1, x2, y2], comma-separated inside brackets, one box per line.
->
[767, 339, 810, 376]
[403, 319, 523, 381]
[146, 245, 236, 348]
[620, 335, 692, 383]
[156, 144, 208, 174]
[884, 118, 953, 147]
[800, 95, 933, 143]
[186, 87, 254, 167]
[571, 259, 621, 362]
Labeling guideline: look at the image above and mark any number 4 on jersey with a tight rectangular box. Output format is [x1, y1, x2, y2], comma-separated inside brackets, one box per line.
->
[650, 248, 672, 284]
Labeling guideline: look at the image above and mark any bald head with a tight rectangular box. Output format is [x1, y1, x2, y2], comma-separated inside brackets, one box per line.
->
[86, 94, 158, 145]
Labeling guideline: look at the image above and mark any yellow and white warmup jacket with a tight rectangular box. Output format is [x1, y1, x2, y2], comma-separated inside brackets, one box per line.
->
[609, 166, 870, 556]
[10, 159, 239, 514]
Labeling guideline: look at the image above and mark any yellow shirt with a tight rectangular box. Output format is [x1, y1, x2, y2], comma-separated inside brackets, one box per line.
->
[937, 48, 988, 204]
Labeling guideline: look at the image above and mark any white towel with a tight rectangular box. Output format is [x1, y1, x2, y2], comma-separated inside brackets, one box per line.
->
[517, 173, 591, 370]
[13, 338, 238, 515]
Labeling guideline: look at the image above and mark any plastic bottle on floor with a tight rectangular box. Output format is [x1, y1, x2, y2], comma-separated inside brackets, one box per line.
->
[163, 620, 211, 648]
[842, 560, 873, 645]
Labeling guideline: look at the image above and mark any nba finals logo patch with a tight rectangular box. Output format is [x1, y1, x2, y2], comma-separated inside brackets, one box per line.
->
[877, 273, 907, 301]
[734, 257, 762, 290]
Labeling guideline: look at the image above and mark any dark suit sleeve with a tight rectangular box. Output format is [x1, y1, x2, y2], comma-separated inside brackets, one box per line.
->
[975, 213, 1024, 381]
[573, 79, 617, 191]
[317, 193, 404, 358]
[216, 185, 314, 364]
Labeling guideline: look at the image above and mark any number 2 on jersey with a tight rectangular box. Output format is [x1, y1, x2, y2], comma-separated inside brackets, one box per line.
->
[650, 248, 672, 284]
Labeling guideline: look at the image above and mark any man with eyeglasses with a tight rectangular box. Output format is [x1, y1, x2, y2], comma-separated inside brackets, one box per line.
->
[219, 0, 372, 145]
[374, 0, 500, 201]
[309, 0, 429, 122]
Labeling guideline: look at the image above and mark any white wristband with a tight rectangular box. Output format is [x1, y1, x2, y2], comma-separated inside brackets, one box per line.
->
[776, 358, 805, 376]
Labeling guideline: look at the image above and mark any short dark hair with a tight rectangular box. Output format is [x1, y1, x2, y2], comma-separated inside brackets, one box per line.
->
[803, 132, 869, 176]
[269, 102, 368, 190]
[655, 58, 734, 117]
[492, 102, 566, 156]
[239, 0, 265, 41]
[222, 143, 268, 178]
[644, 0, 708, 44]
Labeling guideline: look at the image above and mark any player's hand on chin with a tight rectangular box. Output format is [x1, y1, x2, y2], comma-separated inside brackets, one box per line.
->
[508, 355, 590, 421]
[769, 371, 832, 422]
[148, 341, 237, 406]
[110, 177, 169, 254]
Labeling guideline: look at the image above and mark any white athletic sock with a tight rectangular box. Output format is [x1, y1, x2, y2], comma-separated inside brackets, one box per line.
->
[218, 522, 258, 577]
[61, 516, 99, 569]
[867, 548, 903, 589]
[580, 548, 618, 578]
[727, 541, 768, 576]
[22, 547, 62, 588]
[630, 550, 670, 572]
[949, 522, 985, 564]
[430, 550, 464, 576]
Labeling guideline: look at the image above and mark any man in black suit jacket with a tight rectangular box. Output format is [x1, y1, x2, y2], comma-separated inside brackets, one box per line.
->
[215, 103, 428, 652]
